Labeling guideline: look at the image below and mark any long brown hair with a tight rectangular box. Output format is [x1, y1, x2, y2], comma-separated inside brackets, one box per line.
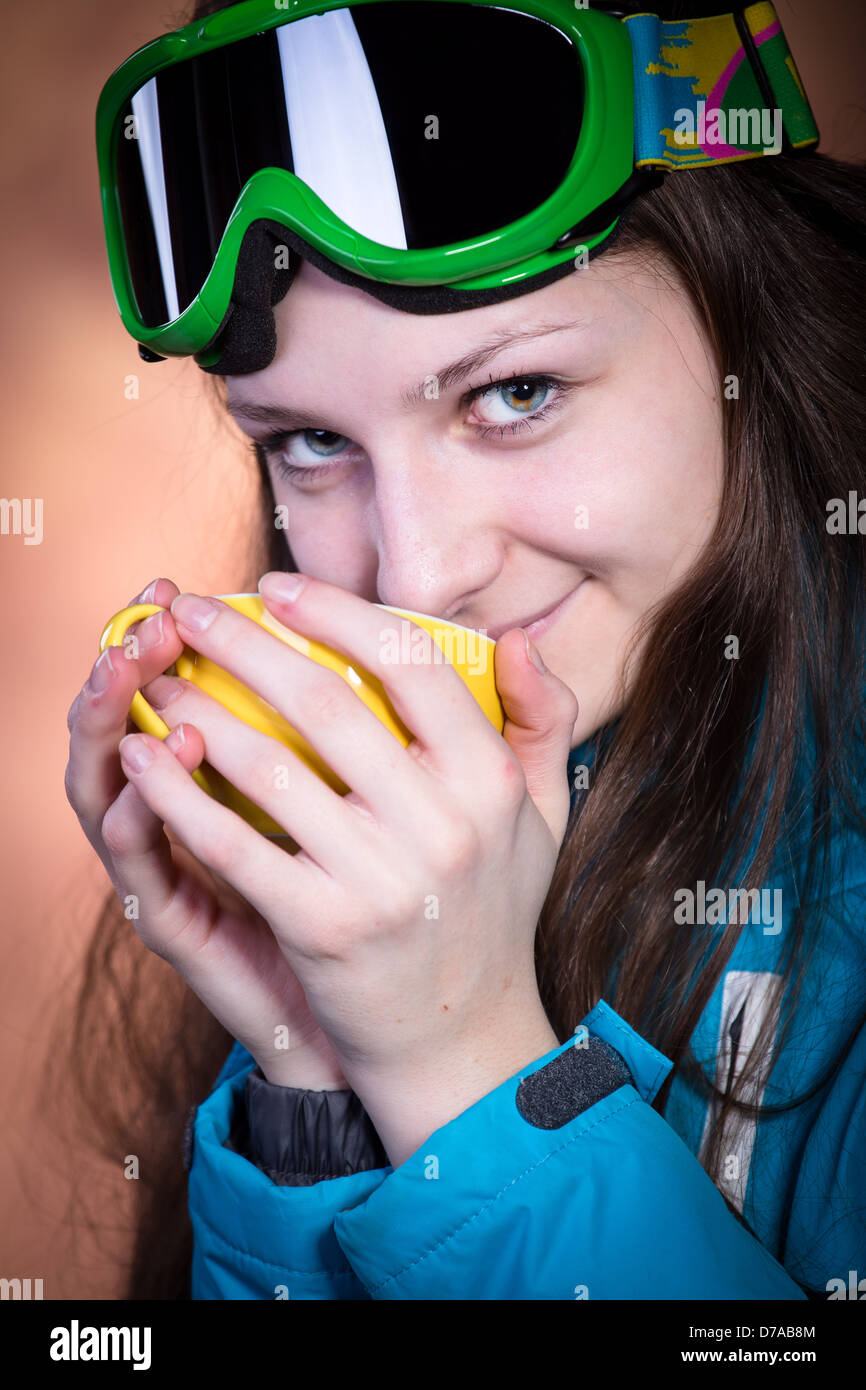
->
[53, 0, 866, 1297]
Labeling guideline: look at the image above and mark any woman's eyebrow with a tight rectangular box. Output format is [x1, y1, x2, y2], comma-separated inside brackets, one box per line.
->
[399, 318, 587, 406]
[228, 319, 585, 430]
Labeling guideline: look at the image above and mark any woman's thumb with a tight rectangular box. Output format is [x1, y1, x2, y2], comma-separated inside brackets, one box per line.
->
[494, 628, 579, 843]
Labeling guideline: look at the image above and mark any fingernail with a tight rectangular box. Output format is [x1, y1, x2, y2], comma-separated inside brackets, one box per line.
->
[119, 734, 154, 772]
[260, 571, 306, 604]
[90, 648, 115, 694]
[171, 594, 218, 631]
[523, 629, 548, 675]
[138, 611, 164, 651]
[165, 724, 186, 751]
[140, 579, 159, 604]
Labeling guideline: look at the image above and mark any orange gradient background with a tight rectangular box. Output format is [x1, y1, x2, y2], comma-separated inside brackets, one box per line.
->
[0, 0, 864, 1297]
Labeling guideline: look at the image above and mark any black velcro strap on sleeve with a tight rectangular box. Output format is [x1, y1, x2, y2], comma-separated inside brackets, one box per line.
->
[516, 1035, 635, 1130]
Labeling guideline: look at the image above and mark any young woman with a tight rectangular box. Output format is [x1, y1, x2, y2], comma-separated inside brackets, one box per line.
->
[63, 0, 866, 1298]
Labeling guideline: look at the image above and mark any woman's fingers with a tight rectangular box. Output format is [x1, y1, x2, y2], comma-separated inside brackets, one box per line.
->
[99, 724, 207, 941]
[256, 574, 502, 779]
[102, 726, 319, 1067]
[493, 627, 579, 846]
[140, 672, 384, 883]
[127, 577, 180, 611]
[166, 590, 459, 831]
[115, 730, 328, 944]
[65, 600, 185, 847]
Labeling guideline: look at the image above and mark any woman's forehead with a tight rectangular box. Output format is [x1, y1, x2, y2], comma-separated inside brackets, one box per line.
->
[227, 255, 664, 400]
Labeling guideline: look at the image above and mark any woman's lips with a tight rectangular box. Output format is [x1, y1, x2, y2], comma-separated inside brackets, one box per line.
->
[482, 581, 586, 643]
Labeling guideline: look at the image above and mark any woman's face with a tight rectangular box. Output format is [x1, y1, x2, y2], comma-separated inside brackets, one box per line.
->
[226, 249, 724, 747]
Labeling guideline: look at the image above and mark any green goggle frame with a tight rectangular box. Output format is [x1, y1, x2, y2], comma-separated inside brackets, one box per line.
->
[96, 0, 819, 368]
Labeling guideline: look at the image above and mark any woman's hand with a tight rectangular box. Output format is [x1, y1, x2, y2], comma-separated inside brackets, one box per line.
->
[64, 577, 350, 1091]
[114, 573, 579, 1164]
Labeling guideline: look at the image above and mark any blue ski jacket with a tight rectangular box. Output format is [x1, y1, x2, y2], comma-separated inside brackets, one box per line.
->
[185, 737, 866, 1300]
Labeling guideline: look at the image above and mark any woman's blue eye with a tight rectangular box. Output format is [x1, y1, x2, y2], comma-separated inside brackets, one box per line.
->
[473, 378, 554, 426]
[296, 429, 350, 460]
[465, 373, 566, 440]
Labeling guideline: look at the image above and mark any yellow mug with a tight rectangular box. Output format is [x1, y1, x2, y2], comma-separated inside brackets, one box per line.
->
[99, 593, 503, 836]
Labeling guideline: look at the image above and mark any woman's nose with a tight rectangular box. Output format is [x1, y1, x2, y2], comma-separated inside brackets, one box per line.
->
[368, 461, 497, 618]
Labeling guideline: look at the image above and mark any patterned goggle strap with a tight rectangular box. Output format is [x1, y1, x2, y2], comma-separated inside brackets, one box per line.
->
[625, 2, 820, 171]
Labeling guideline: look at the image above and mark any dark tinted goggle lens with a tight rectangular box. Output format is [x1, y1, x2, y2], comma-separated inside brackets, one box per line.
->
[115, 1, 584, 328]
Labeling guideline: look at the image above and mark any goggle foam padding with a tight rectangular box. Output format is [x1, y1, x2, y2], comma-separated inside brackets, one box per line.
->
[196, 220, 297, 377]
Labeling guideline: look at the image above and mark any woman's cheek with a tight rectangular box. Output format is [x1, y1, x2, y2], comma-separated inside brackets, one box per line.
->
[276, 492, 369, 588]
[567, 401, 716, 584]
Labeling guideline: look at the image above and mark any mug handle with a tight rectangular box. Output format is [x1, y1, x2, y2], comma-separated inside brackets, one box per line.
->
[98, 602, 213, 797]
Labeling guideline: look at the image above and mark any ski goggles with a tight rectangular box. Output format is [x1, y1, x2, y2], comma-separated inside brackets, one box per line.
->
[96, 0, 819, 370]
